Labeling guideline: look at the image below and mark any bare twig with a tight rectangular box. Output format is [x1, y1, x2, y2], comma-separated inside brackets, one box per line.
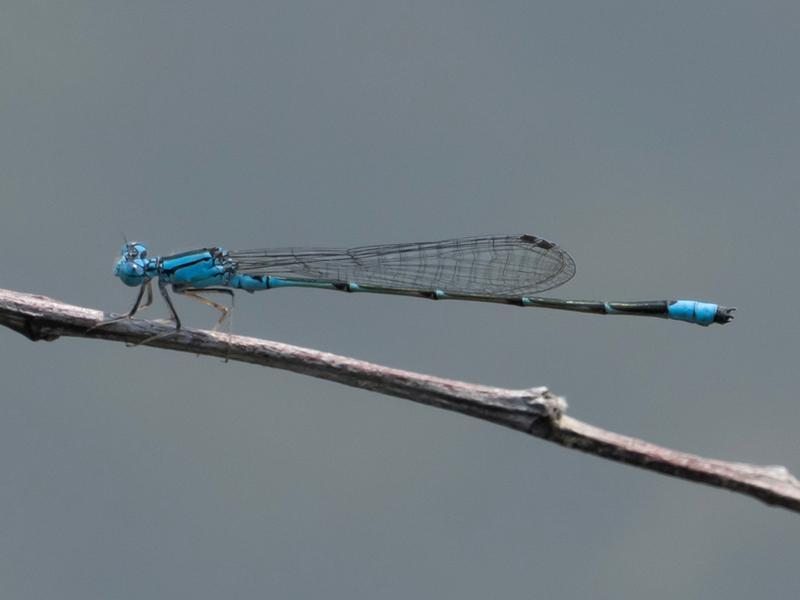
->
[1, 287, 798, 514]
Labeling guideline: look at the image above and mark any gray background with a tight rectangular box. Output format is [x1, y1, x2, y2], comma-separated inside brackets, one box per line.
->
[1, 1, 798, 597]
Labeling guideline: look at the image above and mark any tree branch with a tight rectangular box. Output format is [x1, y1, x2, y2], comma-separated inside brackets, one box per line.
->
[1, 287, 798, 514]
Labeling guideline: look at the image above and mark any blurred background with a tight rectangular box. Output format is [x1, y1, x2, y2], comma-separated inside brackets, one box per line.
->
[1, 1, 798, 597]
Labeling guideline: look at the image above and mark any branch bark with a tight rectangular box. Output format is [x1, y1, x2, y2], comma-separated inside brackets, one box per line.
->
[1, 287, 798, 514]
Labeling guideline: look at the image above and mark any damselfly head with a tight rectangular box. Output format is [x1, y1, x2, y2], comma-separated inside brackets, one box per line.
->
[114, 242, 152, 287]
[120, 241, 148, 260]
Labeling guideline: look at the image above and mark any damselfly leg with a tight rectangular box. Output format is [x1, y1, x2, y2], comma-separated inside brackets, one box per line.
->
[132, 286, 236, 350]
[180, 288, 235, 331]
[87, 280, 154, 332]
[129, 280, 183, 346]
[180, 288, 236, 361]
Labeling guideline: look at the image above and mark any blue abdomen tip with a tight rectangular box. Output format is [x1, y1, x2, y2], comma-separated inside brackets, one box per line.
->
[668, 300, 718, 326]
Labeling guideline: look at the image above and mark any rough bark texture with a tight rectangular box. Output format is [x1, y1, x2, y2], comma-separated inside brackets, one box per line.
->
[1, 287, 798, 514]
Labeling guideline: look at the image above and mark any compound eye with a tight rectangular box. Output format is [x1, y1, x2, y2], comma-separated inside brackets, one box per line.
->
[113, 258, 148, 286]
[120, 261, 144, 277]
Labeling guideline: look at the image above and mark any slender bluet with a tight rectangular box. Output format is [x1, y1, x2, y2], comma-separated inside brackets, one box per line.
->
[101, 234, 734, 341]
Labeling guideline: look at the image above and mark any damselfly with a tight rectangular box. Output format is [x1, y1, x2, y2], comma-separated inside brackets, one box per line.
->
[100, 234, 734, 342]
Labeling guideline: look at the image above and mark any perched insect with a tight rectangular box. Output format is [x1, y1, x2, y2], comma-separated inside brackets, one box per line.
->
[99, 234, 734, 343]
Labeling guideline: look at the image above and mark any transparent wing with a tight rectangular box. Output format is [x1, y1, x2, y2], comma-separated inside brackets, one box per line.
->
[229, 234, 576, 296]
